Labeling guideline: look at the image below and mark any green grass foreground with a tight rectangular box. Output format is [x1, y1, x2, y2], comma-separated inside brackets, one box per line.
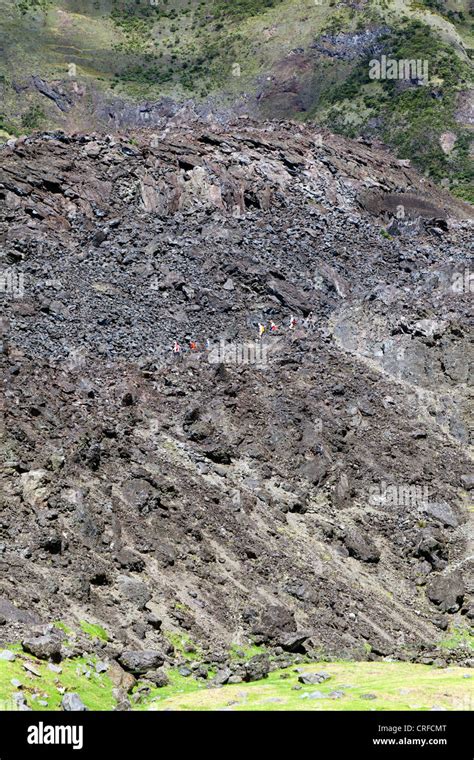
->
[0, 645, 115, 711]
[140, 661, 473, 712]
[1, 647, 472, 711]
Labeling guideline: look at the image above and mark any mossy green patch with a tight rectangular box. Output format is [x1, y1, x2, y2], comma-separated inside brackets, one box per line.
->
[228, 643, 265, 661]
[79, 620, 109, 642]
[163, 630, 203, 660]
[439, 624, 474, 651]
[53, 620, 74, 637]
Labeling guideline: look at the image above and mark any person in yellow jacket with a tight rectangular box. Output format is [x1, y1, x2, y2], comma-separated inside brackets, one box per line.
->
[258, 323, 266, 338]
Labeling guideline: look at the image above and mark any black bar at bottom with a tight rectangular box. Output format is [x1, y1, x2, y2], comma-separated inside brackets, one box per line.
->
[0, 710, 471, 758]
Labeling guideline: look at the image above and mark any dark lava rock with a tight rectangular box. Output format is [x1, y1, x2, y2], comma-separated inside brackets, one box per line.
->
[0, 598, 40, 625]
[278, 632, 311, 653]
[300, 458, 328, 486]
[242, 654, 270, 682]
[426, 573, 464, 613]
[1, 124, 472, 669]
[145, 669, 170, 687]
[118, 650, 164, 674]
[283, 580, 313, 601]
[424, 502, 460, 529]
[204, 447, 233, 465]
[114, 549, 145, 573]
[121, 478, 162, 514]
[343, 528, 380, 563]
[252, 605, 296, 643]
[146, 613, 163, 631]
[116, 576, 151, 610]
[212, 667, 232, 685]
[22, 634, 62, 662]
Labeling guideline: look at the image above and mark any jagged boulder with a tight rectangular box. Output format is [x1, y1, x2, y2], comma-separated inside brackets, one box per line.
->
[426, 573, 464, 613]
[118, 650, 165, 675]
[144, 669, 169, 688]
[252, 605, 297, 643]
[22, 634, 63, 662]
[241, 654, 270, 683]
[278, 632, 311, 654]
[342, 528, 380, 563]
[298, 672, 331, 685]
[61, 693, 88, 711]
[116, 576, 151, 610]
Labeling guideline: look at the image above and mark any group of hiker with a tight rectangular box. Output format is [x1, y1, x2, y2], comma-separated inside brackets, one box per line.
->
[257, 315, 297, 337]
[173, 338, 210, 354]
[172, 313, 313, 354]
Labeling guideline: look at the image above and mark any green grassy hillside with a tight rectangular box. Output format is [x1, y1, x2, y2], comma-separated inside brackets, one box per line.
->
[0, 2, 472, 190]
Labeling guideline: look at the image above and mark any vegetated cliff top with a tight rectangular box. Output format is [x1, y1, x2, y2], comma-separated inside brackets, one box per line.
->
[0, 0, 473, 197]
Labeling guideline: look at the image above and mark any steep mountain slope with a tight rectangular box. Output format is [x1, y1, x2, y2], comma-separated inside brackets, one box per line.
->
[1, 123, 472, 677]
[0, 0, 473, 196]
